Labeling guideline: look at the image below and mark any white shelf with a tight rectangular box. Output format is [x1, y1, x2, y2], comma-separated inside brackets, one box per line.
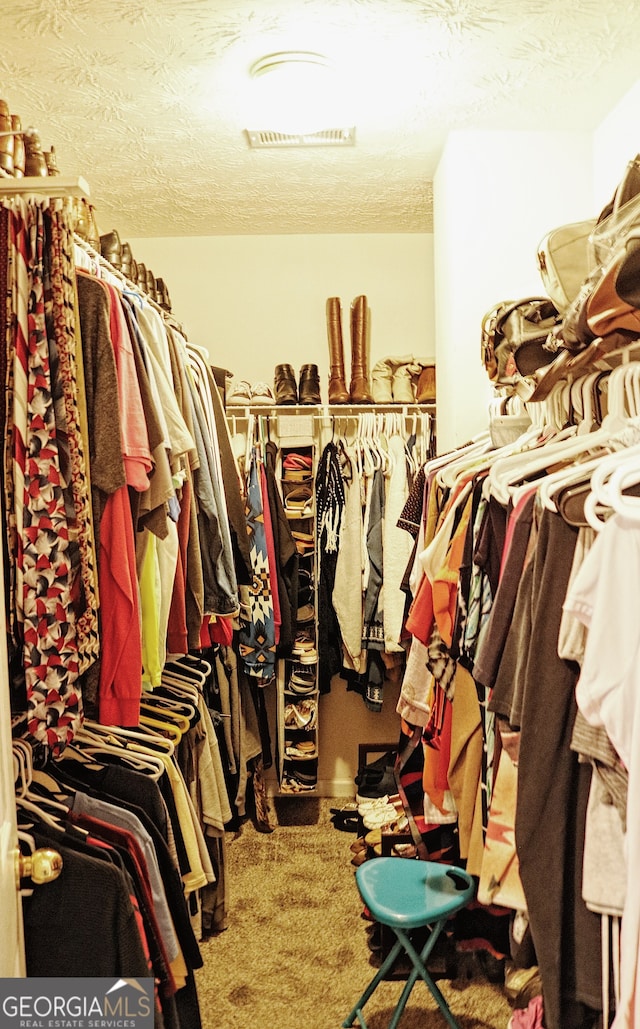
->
[226, 401, 435, 416]
[0, 174, 90, 198]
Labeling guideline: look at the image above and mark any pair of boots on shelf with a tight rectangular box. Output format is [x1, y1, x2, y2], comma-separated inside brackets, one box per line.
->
[274, 363, 321, 405]
[0, 99, 57, 178]
[371, 355, 436, 405]
[327, 295, 374, 404]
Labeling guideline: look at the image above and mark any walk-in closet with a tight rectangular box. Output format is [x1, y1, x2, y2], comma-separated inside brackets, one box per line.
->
[2, 4, 640, 1029]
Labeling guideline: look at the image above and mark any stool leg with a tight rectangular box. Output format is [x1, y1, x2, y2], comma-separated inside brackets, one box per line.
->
[342, 936, 405, 1028]
[392, 924, 462, 1029]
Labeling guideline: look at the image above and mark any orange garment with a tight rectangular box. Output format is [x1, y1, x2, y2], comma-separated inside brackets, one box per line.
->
[405, 571, 435, 645]
[422, 684, 453, 817]
[432, 491, 474, 648]
[405, 488, 474, 647]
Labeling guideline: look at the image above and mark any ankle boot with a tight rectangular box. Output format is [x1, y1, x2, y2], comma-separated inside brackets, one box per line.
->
[146, 268, 158, 303]
[156, 277, 171, 312]
[416, 364, 436, 403]
[136, 262, 148, 293]
[371, 357, 394, 403]
[350, 295, 374, 404]
[299, 363, 321, 405]
[392, 362, 417, 404]
[100, 229, 122, 269]
[44, 145, 59, 175]
[274, 363, 298, 405]
[326, 297, 350, 404]
[23, 130, 47, 177]
[121, 242, 135, 279]
[74, 200, 92, 243]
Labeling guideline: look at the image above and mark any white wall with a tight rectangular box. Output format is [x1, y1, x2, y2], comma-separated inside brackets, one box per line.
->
[592, 79, 640, 204]
[128, 233, 434, 394]
[433, 130, 594, 452]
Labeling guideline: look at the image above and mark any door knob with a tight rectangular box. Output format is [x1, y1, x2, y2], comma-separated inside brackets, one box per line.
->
[16, 847, 63, 887]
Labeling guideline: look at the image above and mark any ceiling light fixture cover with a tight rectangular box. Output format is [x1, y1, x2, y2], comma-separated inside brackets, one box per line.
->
[249, 51, 330, 77]
[246, 49, 352, 143]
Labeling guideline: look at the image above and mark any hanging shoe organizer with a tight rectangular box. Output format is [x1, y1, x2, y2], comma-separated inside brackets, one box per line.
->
[277, 435, 320, 794]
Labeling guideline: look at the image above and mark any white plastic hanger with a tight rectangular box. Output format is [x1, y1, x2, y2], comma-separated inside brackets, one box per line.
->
[72, 725, 167, 777]
[81, 718, 176, 756]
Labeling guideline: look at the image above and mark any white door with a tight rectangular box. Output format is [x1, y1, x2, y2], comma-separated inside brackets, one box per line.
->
[0, 544, 25, 977]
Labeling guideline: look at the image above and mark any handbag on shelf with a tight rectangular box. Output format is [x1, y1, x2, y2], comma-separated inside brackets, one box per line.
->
[586, 242, 640, 339]
[545, 157, 640, 358]
[537, 219, 597, 315]
[481, 296, 561, 384]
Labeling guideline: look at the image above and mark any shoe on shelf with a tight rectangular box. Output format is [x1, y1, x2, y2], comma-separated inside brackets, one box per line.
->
[274, 363, 298, 405]
[297, 567, 314, 606]
[282, 452, 313, 474]
[287, 666, 317, 695]
[251, 382, 276, 405]
[296, 602, 315, 624]
[299, 363, 322, 404]
[289, 766, 318, 786]
[284, 699, 317, 730]
[292, 530, 314, 556]
[100, 229, 122, 269]
[226, 380, 253, 406]
[285, 739, 318, 759]
[281, 774, 316, 794]
[284, 485, 314, 518]
[292, 631, 318, 663]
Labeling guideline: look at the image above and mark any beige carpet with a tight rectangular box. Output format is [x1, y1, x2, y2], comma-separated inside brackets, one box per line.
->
[195, 798, 514, 1029]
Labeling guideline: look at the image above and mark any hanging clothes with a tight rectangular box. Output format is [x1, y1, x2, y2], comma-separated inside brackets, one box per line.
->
[315, 440, 345, 694]
[6, 198, 84, 752]
[238, 444, 277, 684]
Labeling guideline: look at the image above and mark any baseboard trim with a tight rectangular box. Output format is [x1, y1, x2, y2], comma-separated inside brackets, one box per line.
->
[265, 776, 355, 799]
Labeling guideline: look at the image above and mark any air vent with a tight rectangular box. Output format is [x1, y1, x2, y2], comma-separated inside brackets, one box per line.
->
[246, 127, 356, 148]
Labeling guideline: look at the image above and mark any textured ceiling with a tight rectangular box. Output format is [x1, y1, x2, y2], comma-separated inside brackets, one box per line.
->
[1, 0, 640, 238]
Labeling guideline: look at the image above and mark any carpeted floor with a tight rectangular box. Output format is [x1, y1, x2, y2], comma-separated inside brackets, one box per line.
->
[194, 797, 514, 1029]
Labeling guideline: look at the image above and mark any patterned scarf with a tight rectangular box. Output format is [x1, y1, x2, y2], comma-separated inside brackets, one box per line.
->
[238, 444, 276, 684]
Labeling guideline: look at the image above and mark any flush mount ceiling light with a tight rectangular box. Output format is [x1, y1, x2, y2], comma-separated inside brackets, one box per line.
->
[249, 51, 330, 77]
[245, 50, 355, 147]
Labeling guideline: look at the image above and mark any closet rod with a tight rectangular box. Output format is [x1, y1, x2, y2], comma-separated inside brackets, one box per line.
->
[226, 403, 435, 417]
[0, 174, 90, 198]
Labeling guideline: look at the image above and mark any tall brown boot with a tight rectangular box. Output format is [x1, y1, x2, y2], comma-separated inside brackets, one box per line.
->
[326, 297, 350, 403]
[350, 295, 374, 403]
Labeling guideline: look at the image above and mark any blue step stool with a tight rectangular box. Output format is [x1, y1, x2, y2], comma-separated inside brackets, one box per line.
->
[343, 857, 476, 1029]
